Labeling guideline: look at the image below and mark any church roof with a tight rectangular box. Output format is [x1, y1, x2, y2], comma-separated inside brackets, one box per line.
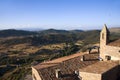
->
[80, 61, 119, 74]
[108, 39, 120, 47]
[33, 52, 99, 80]
[34, 52, 86, 69]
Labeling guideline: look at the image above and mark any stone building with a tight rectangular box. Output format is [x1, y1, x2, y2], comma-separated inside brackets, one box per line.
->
[79, 61, 119, 80]
[100, 24, 120, 60]
[32, 25, 120, 80]
[32, 52, 99, 80]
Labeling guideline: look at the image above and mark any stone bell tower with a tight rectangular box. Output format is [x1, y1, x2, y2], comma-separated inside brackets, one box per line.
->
[100, 24, 110, 60]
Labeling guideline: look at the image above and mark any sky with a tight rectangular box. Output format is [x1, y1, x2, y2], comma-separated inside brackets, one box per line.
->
[0, 0, 120, 30]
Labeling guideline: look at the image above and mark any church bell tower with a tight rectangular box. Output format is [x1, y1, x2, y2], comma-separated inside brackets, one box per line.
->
[100, 24, 110, 60]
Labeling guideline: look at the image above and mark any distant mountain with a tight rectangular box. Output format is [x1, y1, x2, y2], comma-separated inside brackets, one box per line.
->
[0, 30, 101, 46]
[0, 28, 119, 41]
[38, 29, 69, 34]
[108, 27, 120, 40]
[17, 28, 44, 31]
[69, 30, 84, 33]
[38, 29, 84, 34]
[0, 29, 37, 37]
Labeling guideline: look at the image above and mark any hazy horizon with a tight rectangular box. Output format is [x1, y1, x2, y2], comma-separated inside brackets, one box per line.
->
[0, 26, 119, 31]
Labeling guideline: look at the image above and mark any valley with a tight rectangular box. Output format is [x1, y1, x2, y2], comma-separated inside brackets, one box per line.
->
[0, 28, 119, 80]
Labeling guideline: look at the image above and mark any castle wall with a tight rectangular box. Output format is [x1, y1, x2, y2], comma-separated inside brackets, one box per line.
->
[32, 67, 42, 80]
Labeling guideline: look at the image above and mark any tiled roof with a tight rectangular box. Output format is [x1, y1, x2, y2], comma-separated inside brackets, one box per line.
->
[80, 61, 119, 74]
[34, 52, 86, 70]
[33, 52, 99, 80]
[108, 39, 120, 47]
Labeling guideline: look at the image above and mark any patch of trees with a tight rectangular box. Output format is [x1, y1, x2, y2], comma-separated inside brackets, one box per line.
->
[0, 56, 33, 65]
[0, 66, 16, 77]
[0, 30, 101, 46]
[49, 42, 80, 60]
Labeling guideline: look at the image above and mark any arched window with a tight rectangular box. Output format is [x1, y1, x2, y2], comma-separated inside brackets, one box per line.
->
[102, 33, 104, 39]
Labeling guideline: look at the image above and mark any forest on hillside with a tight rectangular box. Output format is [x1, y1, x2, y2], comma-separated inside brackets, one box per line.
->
[0, 28, 120, 80]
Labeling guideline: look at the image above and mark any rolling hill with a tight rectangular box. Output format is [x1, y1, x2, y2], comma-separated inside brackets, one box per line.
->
[0, 29, 37, 37]
[0, 27, 119, 80]
[109, 27, 120, 33]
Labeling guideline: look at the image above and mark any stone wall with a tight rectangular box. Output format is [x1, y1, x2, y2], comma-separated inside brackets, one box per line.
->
[100, 45, 106, 60]
[79, 65, 119, 80]
[104, 45, 120, 60]
[79, 72, 101, 80]
[102, 65, 119, 80]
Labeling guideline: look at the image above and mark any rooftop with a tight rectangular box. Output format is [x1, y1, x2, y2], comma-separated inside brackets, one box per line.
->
[108, 39, 120, 47]
[80, 61, 119, 74]
[33, 52, 99, 80]
[34, 52, 86, 69]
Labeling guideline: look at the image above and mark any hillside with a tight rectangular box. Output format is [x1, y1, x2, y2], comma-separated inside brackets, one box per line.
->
[0, 29, 100, 46]
[109, 27, 120, 33]
[0, 28, 119, 80]
[0, 28, 119, 46]
[0, 29, 37, 37]
[109, 27, 120, 40]
[38, 29, 70, 34]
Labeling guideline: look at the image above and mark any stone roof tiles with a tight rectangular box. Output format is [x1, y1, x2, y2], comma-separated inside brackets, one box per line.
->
[108, 39, 120, 47]
[34, 52, 86, 70]
[33, 52, 99, 80]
